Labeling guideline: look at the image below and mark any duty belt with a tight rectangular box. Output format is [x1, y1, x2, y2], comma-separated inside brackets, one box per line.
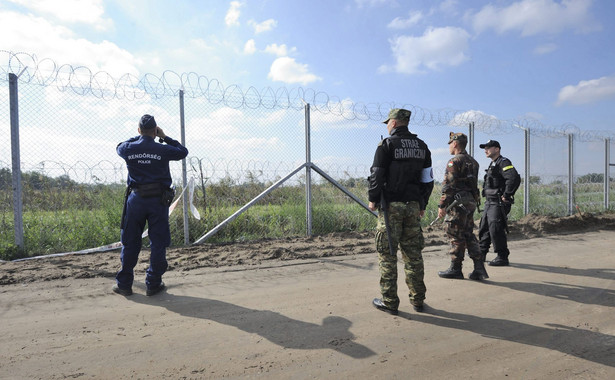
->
[132, 183, 163, 197]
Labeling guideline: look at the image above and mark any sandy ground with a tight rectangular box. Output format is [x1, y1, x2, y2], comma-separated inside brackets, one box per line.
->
[1, 213, 615, 379]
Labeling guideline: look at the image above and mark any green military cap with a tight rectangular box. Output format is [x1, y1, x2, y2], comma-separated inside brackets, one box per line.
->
[448, 132, 467, 144]
[382, 108, 411, 124]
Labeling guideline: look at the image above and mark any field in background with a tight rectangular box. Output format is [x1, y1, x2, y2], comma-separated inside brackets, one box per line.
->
[2, 167, 612, 260]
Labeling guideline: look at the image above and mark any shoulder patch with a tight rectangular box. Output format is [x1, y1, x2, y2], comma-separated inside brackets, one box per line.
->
[447, 161, 454, 167]
[502, 165, 514, 171]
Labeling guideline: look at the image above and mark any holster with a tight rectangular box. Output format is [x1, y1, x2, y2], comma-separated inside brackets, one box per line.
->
[161, 186, 175, 207]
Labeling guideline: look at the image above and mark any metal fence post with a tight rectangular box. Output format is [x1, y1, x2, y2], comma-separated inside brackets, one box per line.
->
[524, 128, 530, 216]
[305, 103, 312, 237]
[468, 122, 475, 157]
[179, 88, 189, 244]
[9, 73, 24, 249]
[606, 138, 611, 210]
[568, 133, 574, 215]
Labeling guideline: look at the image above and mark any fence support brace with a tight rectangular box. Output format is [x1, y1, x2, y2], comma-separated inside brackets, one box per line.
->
[193, 103, 373, 245]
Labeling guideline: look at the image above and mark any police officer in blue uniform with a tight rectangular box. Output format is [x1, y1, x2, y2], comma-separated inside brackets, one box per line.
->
[113, 114, 188, 296]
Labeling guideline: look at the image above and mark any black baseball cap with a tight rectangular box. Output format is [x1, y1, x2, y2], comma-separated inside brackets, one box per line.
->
[479, 140, 500, 149]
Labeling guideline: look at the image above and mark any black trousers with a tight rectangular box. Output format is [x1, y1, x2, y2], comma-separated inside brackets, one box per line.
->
[478, 201, 511, 257]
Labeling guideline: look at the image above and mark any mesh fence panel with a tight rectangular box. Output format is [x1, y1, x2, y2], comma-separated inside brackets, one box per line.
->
[529, 133, 569, 216]
[182, 98, 308, 243]
[2, 52, 615, 258]
[574, 138, 608, 213]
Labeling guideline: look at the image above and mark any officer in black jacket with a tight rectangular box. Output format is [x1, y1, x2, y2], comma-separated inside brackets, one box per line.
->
[114, 114, 188, 297]
[478, 140, 520, 266]
[368, 108, 434, 315]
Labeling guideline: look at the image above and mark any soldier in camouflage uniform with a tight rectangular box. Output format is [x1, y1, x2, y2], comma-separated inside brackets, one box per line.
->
[437, 132, 489, 281]
[368, 108, 435, 315]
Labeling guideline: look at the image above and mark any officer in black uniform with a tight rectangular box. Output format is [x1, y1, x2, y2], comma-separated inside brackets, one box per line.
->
[478, 140, 520, 266]
[114, 114, 188, 296]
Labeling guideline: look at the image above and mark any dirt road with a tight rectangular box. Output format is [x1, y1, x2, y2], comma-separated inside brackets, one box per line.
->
[1, 223, 614, 379]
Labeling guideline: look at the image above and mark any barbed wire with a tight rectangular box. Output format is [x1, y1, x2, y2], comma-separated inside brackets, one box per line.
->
[0, 158, 378, 186]
[2, 50, 615, 141]
[0, 160, 126, 184]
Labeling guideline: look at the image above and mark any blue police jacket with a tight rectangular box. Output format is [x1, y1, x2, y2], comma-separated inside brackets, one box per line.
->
[117, 135, 188, 188]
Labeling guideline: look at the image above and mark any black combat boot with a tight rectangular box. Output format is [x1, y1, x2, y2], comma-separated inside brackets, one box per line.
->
[438, 261, 463, 279]
[489, 253, 509, 267]
[468, 259, 489, 281]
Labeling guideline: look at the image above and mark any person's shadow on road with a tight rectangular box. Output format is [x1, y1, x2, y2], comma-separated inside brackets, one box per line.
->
[511, 262, 615, 281]
[411, 307, 615, 367]
[486, 280, 615, 307]
[131, 292, 376, 359]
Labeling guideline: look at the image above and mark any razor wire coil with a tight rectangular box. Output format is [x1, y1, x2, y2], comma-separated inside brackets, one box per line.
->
[3, 50, 615, 141]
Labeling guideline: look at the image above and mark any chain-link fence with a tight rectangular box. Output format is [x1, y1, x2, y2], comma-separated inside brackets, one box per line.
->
[2, 51, 614, 259]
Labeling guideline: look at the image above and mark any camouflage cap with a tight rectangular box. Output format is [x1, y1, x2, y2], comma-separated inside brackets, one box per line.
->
[448, 132, 467, 144]
[382, 108, 411, 124]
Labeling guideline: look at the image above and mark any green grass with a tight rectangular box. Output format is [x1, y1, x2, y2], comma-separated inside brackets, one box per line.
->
[1, 178, 614, 260]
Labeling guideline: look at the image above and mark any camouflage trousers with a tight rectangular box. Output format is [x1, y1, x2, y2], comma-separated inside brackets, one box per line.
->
[444, 201, 480, 263]
[375, 201, 425, 310]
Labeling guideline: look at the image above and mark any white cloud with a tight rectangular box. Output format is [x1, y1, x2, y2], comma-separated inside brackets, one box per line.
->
[268, 57, 321, 85]
[310, 99, 368, 130]
[264, 43, 295, 57]
[448, 110, 500, 129]
[185, 107, 285, 160]
[522, 111, 545, 120]
[0, 11, 140, 76]
[379, 26, 470, 74]
[556, 75, 615, 106]
[471, 0, 600, 36]
[438, 0, 459, 15]
[186, 107, 244, 139]
[160, 39, 216, 74]
[244, 39, 256, 55]
[387, 11, 423, 29]
[225, 1, 242, 26]
[533, 43, 558, 55]
[7, 0, 112, 30]
[354, 0, 393, 8]
[256, 110, 288, 127]
[249, 19, 277, 34]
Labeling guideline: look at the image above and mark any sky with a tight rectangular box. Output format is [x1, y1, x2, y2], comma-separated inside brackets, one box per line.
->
[1, 0, 615, 181]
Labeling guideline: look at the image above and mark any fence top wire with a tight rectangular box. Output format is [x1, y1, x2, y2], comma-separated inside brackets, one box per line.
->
[2, 50, 615, 142]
